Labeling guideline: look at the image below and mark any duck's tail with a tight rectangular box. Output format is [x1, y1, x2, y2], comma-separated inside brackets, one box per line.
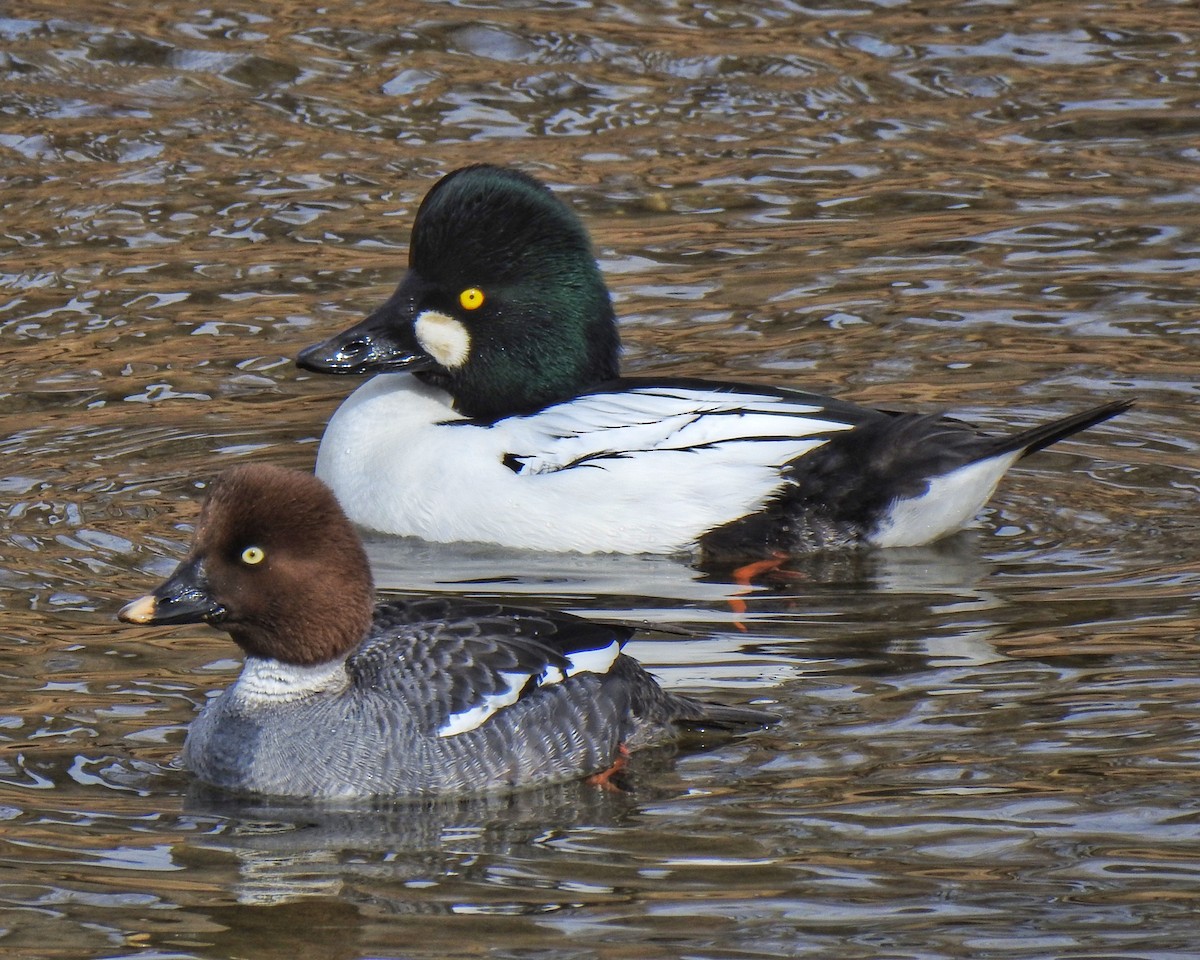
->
[997, 398, 1133, 460]
[614, 656, 778, 743]
[675, 698, 780, 731]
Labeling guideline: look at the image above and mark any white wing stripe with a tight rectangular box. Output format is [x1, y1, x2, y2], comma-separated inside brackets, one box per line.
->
[505, 386, 856, 475]
[563, 639, 621, 677]
[437, 640, 622, 738]
[437, 669, 531, 738]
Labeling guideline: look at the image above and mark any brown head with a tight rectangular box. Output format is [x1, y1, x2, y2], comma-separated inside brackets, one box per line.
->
[119, 464, 375, 666]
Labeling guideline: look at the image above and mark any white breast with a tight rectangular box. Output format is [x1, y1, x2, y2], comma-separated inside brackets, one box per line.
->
[313, 375, 847, 553]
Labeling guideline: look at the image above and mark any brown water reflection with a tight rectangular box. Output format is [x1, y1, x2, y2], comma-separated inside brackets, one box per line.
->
[2, 1, 1200, 958]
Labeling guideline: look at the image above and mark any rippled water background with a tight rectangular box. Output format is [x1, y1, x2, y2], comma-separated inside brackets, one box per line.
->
[2, 1, 1199, 957]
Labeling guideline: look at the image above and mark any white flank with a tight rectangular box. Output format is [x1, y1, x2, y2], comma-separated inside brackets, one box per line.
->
[414, 310, 471, 368]
[232, 657, 349, 705]
[438, 639, 622, 738]
[871, 451, 1023, 547]
[314, 375, 855, 553]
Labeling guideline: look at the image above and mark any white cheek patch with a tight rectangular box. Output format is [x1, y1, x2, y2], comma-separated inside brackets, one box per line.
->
[437, 639, 622, 738]
[414, 310, 471, 369]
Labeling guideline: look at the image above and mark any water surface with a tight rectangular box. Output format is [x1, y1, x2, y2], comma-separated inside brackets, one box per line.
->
[2, 2, 1199, 958]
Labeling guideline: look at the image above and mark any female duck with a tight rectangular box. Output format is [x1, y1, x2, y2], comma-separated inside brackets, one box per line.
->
[118, 464, 771, 799]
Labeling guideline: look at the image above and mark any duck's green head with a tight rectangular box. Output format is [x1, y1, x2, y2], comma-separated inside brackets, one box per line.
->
[297, 165, 620, 420]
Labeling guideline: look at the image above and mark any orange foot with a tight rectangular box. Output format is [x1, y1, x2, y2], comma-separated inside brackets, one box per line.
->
[731, 551, 795, 586]
[728, 552, 791, 629]
[586, 743, 631, 793]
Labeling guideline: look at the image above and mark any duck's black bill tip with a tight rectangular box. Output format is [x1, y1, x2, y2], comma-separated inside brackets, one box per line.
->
[296, 335, 434, 377]
[296, 338, 370, 375]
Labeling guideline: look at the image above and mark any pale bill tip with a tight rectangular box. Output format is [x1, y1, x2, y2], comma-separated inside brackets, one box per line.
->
[118, 594, 158, 624]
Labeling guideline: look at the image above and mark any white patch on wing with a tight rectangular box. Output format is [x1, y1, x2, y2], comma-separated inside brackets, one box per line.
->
[233, 657, 349, 704]
[437, 669, 530, 738]
[414, 310, 471, 368]
[438, 639, 623, 738]
[562, 639, 621, 677]
[507, 385, 852, 475]
[871, 450, 1022, 547]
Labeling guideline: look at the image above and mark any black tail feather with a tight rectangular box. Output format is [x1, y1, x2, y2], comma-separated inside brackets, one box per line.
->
[677, 699, 779, 731]
[993, 398, 1133, 460]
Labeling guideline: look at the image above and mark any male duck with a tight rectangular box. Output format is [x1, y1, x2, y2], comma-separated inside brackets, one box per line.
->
[118, 464, 772, 799]
[296, 165, 1131, 563]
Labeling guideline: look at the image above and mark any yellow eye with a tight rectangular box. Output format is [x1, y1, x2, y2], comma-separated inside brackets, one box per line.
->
[459, 287, 485, 311]
[241, 546, 266, 565]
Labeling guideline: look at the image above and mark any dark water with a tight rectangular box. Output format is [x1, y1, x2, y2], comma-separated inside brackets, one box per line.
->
[2, 2, 1199, 957]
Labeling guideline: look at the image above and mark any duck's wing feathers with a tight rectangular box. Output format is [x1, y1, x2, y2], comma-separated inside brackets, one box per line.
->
[349, 598, 633, 739]
[490, 377, 886, 475]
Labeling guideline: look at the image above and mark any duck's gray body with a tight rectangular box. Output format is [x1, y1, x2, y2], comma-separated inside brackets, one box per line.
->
[183, 599, 760, 800]
[119, 465, 774, 801]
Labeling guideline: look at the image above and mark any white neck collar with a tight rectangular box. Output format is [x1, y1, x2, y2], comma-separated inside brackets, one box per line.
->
[231, 656, 348, 704]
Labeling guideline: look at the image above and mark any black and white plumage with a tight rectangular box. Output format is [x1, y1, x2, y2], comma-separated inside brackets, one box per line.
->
[356, 599, 628, 740]
[308, 368, 1131, 562]
[296, 165, 1133, 562]
[117, 464, 771, 800]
